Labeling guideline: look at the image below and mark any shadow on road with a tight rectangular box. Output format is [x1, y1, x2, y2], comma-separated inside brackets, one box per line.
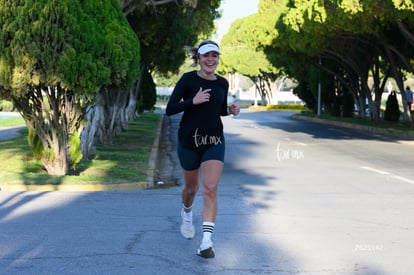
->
[0, 111, 393, 274]
[239, 111, 408, 142]
[0, 113, 298, 274]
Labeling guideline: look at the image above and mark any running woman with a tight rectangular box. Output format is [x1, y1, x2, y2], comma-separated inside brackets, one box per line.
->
[166, 40, 240, 258]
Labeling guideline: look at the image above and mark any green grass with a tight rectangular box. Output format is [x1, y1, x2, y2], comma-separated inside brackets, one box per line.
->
[0, 116, 25, 127]
[247, 104, 307, 112]
[0, 112, 161, 186]
[299, 111, 414, 133]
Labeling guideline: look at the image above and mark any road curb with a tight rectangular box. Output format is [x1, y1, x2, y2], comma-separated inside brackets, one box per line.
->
[146, 114, 164, 189]
[0, 115, 165, 192]
[0, 182, 148, 192]
[292, 114, 414, 140]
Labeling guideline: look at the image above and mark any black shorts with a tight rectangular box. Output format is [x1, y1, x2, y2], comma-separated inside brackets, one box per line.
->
[177, 137, 225, 171]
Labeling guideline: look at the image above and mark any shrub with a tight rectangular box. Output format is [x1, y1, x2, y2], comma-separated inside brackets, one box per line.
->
[265, 104, 305, 111]
[342, 92, 354, 118]
[384, 91, 400, 122]
[0, 100, 15, 111]
[138, 70, 156, 113]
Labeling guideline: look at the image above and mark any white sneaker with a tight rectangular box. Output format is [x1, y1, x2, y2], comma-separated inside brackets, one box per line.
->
[197, 240, 215, 258]
[180, 208, 195, 239]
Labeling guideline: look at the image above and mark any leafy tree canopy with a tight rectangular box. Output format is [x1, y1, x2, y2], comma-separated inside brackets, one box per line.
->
[0, 0, 141, 175]
[127, 0, 221, 75]
[0, 0, 140, 99]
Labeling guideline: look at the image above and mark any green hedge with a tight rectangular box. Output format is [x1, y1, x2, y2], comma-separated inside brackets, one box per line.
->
[265, 104, 306, 111]
[0, 100, 14, 112]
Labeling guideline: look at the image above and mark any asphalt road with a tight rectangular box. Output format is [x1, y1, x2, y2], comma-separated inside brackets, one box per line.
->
[1, 110, 413, 274]
[0, 112, 25, 141]
[0, 126, 26, 141]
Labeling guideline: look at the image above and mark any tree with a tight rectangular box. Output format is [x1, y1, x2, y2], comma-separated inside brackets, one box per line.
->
[127, 0, 221, 75]
[81, 0, 221, 158]
[0, 0, 140, 174]
[123, 0, 220, 114]
[121, 0, 199, 16]
[219, 2, 282, 106]
[262, 0, 414, 125]
[79, 1, 141, 155]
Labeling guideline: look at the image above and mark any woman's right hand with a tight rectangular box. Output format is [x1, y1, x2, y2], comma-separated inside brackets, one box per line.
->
[192, 87, 211, 105]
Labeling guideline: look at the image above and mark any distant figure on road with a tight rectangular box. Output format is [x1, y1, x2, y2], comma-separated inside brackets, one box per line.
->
[405, 86, 413, 111]
[166, 40, 240, 258]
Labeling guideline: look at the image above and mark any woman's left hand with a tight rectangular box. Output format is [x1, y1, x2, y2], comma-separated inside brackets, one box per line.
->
[229, 104, 240, 116]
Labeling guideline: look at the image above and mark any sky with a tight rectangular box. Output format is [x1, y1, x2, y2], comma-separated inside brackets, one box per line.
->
[214, 0, 260, 43]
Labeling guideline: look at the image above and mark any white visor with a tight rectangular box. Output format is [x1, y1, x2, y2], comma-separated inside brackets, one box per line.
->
[198, 44, 220, 55]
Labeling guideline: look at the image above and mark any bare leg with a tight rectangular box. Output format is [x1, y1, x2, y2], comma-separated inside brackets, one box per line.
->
[182, 168, 199, 207]
[200, 160, 224, 222]
[180, 168, 199, 240]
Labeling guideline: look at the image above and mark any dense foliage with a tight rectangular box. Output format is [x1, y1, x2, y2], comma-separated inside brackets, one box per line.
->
[0, 0, 140, 174]
[219, 0, 414, 125]
[219, 1, 282, 105]
[268, 0, 414, 124]
[0, 0, 222, 175]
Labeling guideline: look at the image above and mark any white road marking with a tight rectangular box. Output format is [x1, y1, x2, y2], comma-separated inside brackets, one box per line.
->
[360, 166, 390, 175]
[391, 175, 414, 185]
[361, 166, 414, 185]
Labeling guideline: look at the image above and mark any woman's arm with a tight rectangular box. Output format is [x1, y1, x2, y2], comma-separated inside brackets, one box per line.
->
[220, 79, 230, 116]
[165, 76, 193, 116]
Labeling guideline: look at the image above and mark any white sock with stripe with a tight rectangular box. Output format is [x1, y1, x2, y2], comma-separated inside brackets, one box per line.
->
[200, 222, 215, 250]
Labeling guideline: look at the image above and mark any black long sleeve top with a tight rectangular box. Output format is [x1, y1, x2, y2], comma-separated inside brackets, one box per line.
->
[166, 70, 229, 143]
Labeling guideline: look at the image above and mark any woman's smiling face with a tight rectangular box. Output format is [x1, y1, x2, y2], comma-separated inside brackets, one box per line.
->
[199, 51, 219, 74]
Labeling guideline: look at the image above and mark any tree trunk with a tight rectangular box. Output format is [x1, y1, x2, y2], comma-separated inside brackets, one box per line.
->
[80, 86, 131, 158]
[383, 45, 413, 126]
[13, 86, 83, 175]
[124, 64, 145, 121]
[82, 87, 128, 148]
[394, 73, 413, 126]
[124, 88, 138, 122]
[396, 20, 414, 48]
[80, 94, 105, 160]
[41, 132, 69, 175]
